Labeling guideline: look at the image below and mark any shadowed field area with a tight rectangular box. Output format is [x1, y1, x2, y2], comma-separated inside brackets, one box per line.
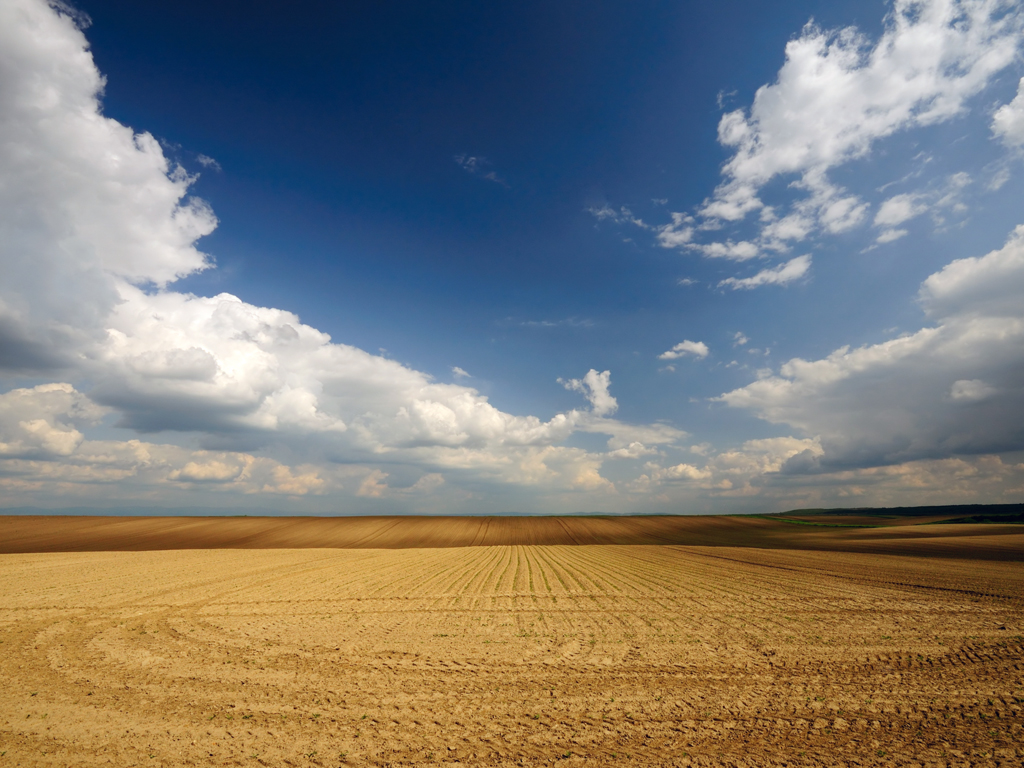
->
[1, 511, 1023, 560]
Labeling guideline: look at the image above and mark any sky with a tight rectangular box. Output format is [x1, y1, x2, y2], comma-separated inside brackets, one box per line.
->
[1, 0, 1023, 515]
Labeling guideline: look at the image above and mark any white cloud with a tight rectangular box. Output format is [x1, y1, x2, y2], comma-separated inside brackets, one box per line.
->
[876, 228, 909, 244]
[452, 366, 471, 378]
[594, 2, 1023, 292]
[760, 212, 814, 245]
[0, 383, 104, 458]
[718, 254, 811, 290]
[633, 440, 1024, 510]
[658, 340, 709, 360]
[733, 332, 749, 346]
[631, 436, 822, 494]
[704, 1, 1021, 223]
[717, 224, 1024, 469]
[656, 212, 694, 248]
[992, 76, 1024, 146]
[639, 0, 1024, 281]
[169, 456, 249, 483]
[655, 462, 713, 482]
[0, 384, 332, 497]
[606, 441, 660, 460]
[0, 0, 219, 374]
[874, 193, 931, 228]
[560, 369, 618, 417]
[690, 240, 759, 261]
[921, 222, 1024, 317]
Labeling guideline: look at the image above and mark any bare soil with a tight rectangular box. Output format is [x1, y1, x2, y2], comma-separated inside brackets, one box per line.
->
[1, 514, 1022, 560]
[0, 517, 1022, 766]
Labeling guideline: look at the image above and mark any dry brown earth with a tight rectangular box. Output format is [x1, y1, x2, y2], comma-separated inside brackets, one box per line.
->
[2, 514, 1023, 560]
[1, 516, 1022, 767]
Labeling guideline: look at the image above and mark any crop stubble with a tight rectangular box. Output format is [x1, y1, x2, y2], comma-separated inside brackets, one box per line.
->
[1, 542, 1023, 767]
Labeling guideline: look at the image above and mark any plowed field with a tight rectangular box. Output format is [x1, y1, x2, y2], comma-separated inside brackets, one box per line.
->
[2, 536, 1023, 767]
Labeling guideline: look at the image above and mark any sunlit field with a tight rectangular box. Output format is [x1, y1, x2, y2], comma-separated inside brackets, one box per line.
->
[1, 515, 1022, 766]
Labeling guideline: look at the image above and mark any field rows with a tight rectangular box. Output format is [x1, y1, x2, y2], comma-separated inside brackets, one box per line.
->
[1, 545, 1022, 766]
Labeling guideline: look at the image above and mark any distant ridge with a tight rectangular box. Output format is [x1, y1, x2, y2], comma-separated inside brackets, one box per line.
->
[777, 503, 1024, 519]
[0, 509, 1021, 560]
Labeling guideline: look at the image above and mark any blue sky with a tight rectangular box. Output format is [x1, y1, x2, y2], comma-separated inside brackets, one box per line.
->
[1, 0, 1023, 514]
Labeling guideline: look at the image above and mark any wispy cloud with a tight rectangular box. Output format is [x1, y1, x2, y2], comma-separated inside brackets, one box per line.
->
[503, 317, 595, 329]
[873, 172, 971, 243]
[718, 254, 811, 290]
[454, 154, 508, 186]
[196, 153, 221, 171]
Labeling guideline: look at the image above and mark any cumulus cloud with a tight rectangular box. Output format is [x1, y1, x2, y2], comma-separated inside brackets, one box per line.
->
[658, 340, 709, 360]
[560, 369, 618, 417]
[634, 441, 1024, 510]
[992, 76, 1024, 146]
[627, 0, 1024, 286]
[0, 383, 104, 458]
[655, 212, 694, 248]
[606, 441, 661, 460]
[703, 0, 1021, 224]
[0, 383, 332, 498]
[690, 240, 759, 261]
[630, 436, 823, 495]
[719, 255, 811, 290]
[169, 456, 250, 483]
[717, 224, 1024, 470]
[0, 0, 217, 374]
